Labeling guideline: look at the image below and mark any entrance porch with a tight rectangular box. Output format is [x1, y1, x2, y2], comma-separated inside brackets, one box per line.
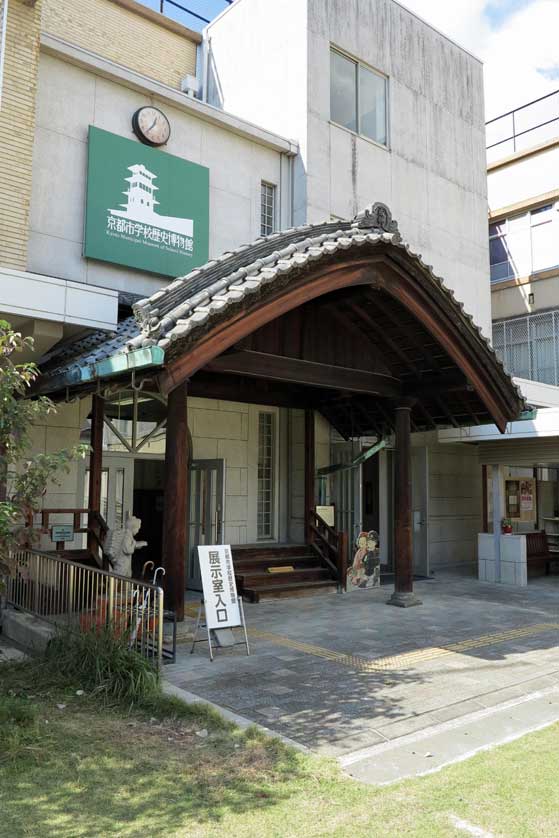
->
[33, 204, 523, 619]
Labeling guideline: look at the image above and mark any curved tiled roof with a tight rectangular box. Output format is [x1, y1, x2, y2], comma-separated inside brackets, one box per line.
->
[126, 204, 522, 407]
[35, 203, 524, 425]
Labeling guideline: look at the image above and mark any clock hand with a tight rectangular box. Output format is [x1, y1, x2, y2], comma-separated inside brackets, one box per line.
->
[147, 117, 157, 133]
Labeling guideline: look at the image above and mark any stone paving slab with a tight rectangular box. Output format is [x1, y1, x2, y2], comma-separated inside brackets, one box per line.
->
[168, 574, 559, 758]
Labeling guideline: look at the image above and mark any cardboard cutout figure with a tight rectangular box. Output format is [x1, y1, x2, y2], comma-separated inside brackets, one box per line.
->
[347, 530, 380, 589]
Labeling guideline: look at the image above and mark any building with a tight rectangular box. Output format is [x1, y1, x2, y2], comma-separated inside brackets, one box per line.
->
[0, 0, 523, 608]
[440, 89, 559, 585]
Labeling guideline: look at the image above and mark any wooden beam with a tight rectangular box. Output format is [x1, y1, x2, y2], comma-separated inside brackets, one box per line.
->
[206, 350, 401, 398]
[388, 403, 421, 608]
[304, 409, 315, 544]
[189, 371, 313, 408]
[87, 395, 104, 558]
[161, 382, 189, 621]
[347, 302, 419, 376]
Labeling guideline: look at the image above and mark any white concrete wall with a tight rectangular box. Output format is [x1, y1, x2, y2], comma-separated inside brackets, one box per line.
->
[28, 52, 289, 297]
[206, 0, 491, 336]
[488, 146, 559, 213]
[206, 0, 308, 223]
[424, 437, 482, 571]
[27, 398, 90, 550]
[189, 397, 250, 545]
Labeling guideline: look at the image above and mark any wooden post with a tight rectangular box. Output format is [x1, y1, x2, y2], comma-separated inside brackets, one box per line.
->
[482, 464, 488, 533]
[304, 408, 315, 544]
[87, 394, 104, 558]
[387, 403, 421, 607]
[161, 382, 189, 621]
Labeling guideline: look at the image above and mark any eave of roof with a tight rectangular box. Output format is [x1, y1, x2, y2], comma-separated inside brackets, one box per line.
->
[33, 204, 524, 430]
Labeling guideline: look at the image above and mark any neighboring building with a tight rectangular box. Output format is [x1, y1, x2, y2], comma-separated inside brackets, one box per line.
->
[0, 0, 505, 590]
[440, 89, 559, 580]
[487, 90, 559, 387]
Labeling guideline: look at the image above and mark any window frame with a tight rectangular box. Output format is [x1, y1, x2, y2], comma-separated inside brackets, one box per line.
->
[260, 180, 277, 237]
[329, 46, 389, 150]
[489, 202, 558, 284]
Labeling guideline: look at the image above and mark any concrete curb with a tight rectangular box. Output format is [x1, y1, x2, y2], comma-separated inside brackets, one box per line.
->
[339, 682, 559, 785]
[162, 680, 309, 753]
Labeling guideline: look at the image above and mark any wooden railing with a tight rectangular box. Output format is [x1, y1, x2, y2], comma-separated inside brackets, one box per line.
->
[308, 509, 348, 591]
[25, 508, 109, 569]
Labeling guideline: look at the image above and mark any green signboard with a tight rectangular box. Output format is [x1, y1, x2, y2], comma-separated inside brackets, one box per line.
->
[84, 126, 209, 277]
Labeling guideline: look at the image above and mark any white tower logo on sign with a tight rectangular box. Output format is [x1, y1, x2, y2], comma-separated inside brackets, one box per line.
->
[108, 163, 193, 237]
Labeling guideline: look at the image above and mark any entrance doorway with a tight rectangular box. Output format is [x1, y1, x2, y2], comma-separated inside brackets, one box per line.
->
[186, 459, 225, 591]
[133, 459, 165, 575]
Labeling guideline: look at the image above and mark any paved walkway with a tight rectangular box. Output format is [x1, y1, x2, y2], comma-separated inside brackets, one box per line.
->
[165, 573, 559, 782]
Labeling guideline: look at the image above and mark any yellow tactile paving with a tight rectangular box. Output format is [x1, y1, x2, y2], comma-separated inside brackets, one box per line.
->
[183, 602, 559, 673]
[249, 622, 559, 673]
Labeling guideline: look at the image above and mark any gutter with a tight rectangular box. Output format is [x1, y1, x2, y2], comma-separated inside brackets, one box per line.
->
[35, 346, 165, 396]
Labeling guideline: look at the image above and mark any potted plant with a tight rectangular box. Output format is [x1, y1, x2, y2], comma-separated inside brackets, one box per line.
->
[501, 517, 513, 534]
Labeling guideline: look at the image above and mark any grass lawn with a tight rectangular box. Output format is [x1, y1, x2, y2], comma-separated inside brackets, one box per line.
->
[1, 659, 559, 838]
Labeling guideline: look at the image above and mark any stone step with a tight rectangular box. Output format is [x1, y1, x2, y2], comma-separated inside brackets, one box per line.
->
[231, 544, 313, 560]
[242, 579, 338, 603]
[237, 567, 332, 588]
[233, 554, 320, 572]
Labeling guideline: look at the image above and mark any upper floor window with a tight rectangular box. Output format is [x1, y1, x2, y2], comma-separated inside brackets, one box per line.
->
[493, 310, 559, 386]
[261, 181, 276, 236]
[489, 203, 558, 283]
[330, 48, 387, 146]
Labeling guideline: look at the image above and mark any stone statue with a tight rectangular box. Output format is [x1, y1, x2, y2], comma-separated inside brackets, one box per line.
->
[105, 516, 147, 578]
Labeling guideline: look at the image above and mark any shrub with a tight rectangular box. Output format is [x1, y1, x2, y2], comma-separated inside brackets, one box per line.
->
[45, 626, 160, 704]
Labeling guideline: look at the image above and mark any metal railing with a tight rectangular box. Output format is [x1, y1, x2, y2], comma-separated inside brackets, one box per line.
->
[155, 0, 232, 26]
[6, 549, 164, 666]
[486, 89, 559, 163]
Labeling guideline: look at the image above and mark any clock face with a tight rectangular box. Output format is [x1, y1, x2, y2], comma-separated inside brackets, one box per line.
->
[132, 107, 171, 147]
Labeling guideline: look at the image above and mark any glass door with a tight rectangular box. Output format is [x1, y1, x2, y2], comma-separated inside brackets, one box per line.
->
[186, 459, 224, 590]
[79, 455, 134, 531]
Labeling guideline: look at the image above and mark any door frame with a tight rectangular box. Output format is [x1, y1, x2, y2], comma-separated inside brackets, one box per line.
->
[187, 458, 225, 590]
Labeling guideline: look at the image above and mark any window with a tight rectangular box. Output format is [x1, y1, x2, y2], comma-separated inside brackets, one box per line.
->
[493, 310, 559, 385]
[489, 204, 558, 283]
[330, 48, 387, 146]
[257, 412, 275, 540]
[261, 182, 276, 236]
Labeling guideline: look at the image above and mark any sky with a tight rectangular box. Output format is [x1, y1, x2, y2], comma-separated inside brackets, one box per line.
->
[401, 0, 559, 118]
[145, 0, 559, 120]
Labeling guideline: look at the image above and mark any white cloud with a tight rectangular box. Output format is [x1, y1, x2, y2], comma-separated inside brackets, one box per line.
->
[399, 0, 559, 118]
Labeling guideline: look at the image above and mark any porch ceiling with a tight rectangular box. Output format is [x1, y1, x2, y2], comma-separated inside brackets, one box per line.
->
[33, 203, 524, 434]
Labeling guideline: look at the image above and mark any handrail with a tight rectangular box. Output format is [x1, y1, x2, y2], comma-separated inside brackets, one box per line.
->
[26, 507, 110, 569]
[486, 88, 559, 153]
[308, 510, 348, 591]
[6, 548, 164, 666]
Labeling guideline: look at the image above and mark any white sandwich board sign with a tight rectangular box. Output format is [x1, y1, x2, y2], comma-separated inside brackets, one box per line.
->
[193, 545, 249, 661]
[197, 544, 241, 629]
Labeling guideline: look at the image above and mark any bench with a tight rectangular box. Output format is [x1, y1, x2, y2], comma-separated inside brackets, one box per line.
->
[526, 531, 556, 575]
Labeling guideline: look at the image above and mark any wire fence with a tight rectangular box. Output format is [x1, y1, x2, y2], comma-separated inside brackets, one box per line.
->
[493, 309, 559, 386]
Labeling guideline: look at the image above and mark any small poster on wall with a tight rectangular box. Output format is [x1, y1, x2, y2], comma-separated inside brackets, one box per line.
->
[347, 530, 381, 590]
[505, 477, 537, 522]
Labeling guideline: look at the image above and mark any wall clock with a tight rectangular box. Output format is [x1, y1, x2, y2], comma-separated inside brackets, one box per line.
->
[132, 106, 171, 147]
